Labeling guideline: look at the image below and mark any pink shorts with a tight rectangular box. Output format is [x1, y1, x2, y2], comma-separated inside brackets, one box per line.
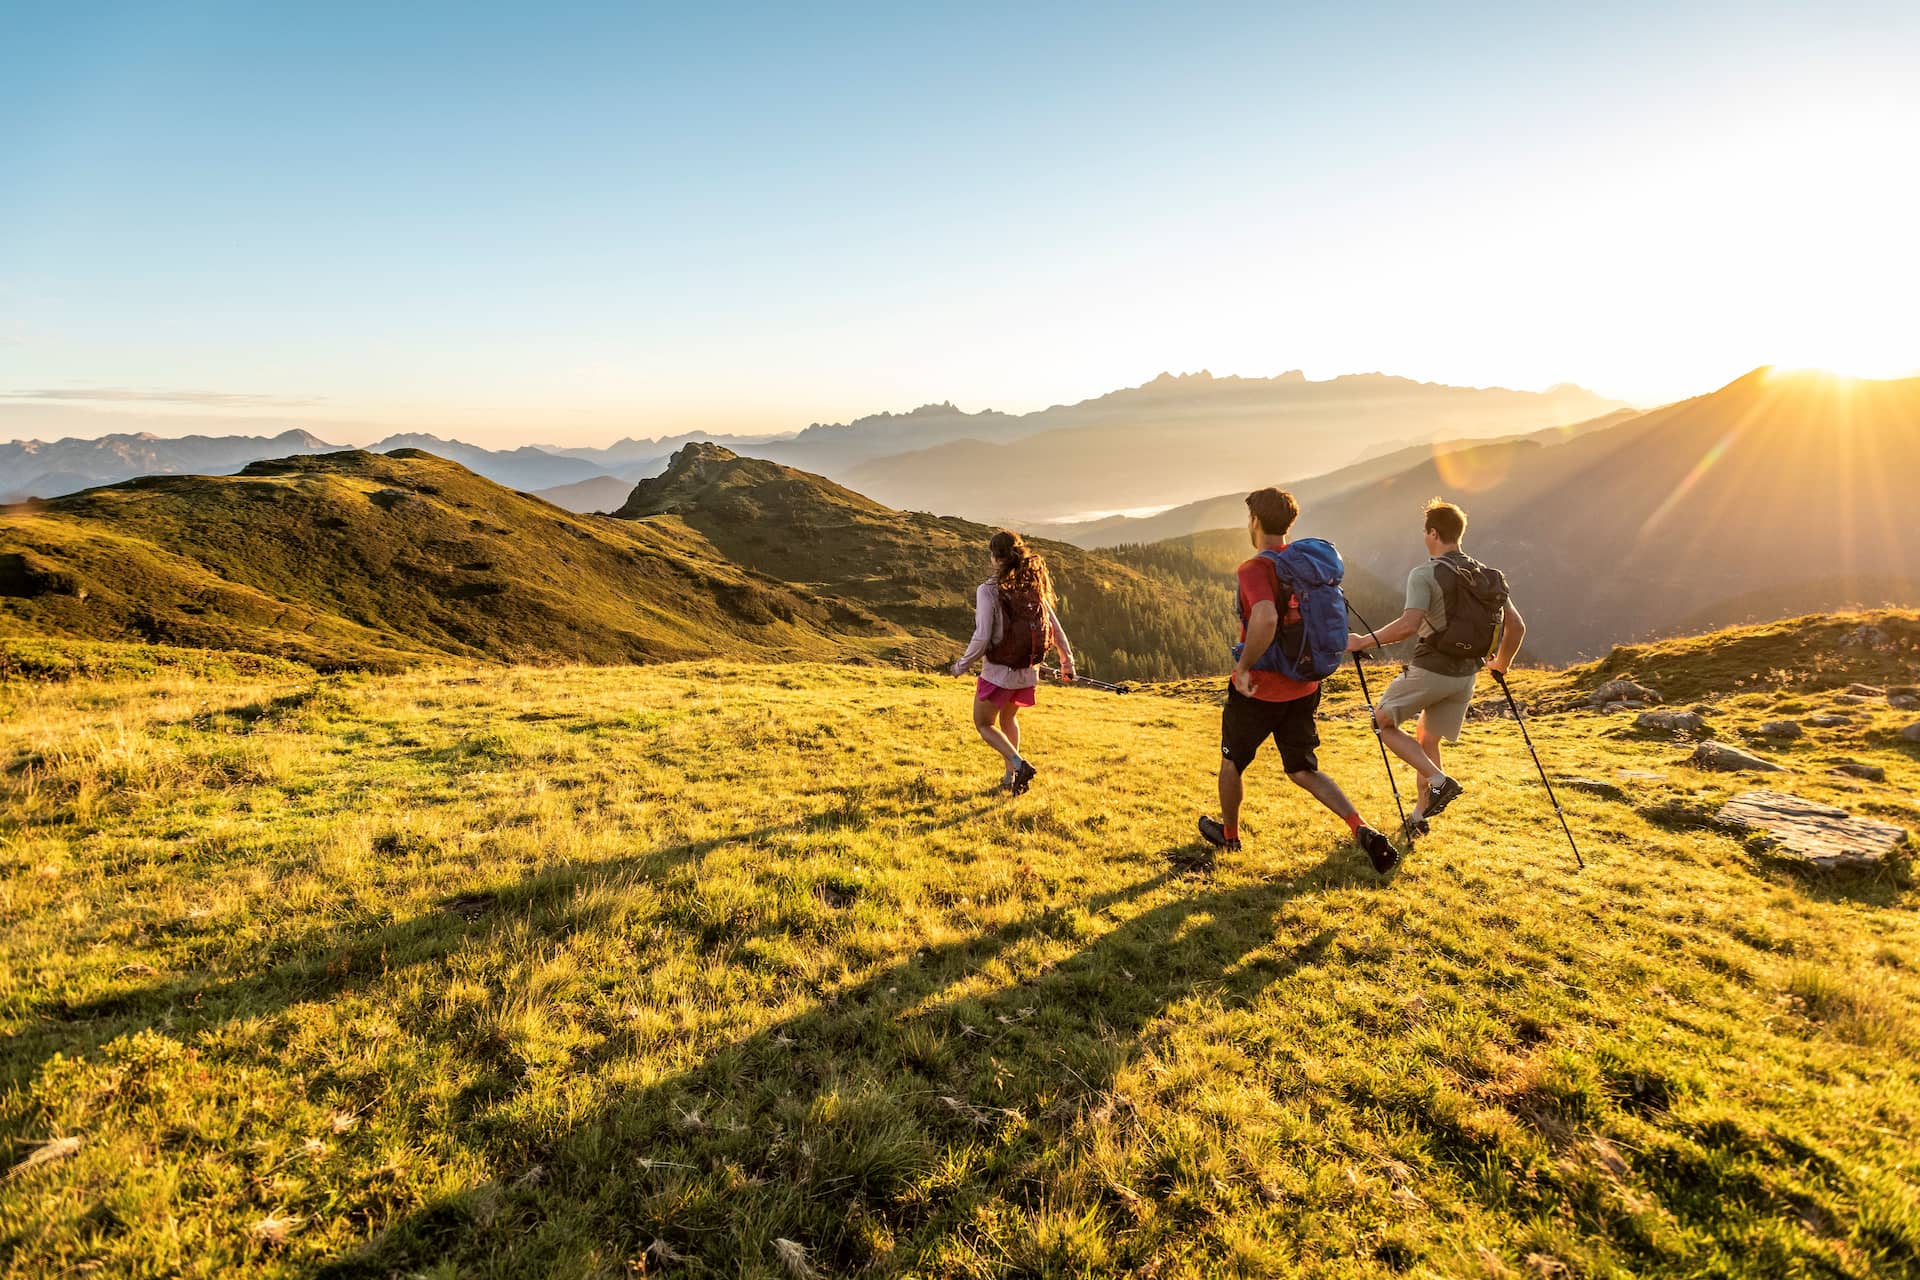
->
[975, 679, 1036, 709]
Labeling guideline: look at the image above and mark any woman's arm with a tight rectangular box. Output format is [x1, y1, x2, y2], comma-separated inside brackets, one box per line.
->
[1046, 604, 1074, 676]
[951, 584, 995, 674]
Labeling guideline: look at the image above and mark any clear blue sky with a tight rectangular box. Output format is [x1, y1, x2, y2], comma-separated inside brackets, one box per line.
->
[3, 1, 1915, 445]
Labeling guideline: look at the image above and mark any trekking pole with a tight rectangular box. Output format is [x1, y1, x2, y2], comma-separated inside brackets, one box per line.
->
[1341, 598, 1408, 833]
[1040, 665, 1129, 694]
[1346, 648, 1407, 833]
[1490, 669, 1584, 870]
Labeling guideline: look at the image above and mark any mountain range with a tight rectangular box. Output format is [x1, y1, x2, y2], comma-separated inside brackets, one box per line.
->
[5, 367, 1912, 672]
[1, 370, 1625, 523]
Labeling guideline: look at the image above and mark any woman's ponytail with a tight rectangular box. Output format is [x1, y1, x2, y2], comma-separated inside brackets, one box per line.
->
[989, 530, 1055, 612]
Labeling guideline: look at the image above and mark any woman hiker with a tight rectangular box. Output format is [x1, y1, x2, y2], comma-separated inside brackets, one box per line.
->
[950, 530, 1075, 794]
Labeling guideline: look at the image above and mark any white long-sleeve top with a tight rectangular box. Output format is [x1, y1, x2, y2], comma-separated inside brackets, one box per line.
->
[953, 580, 1071, 688]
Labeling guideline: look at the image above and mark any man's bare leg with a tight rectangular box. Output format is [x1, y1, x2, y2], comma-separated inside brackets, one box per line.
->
[1287, 768, 1360, 822]
[1218, 757, 1245, 832]
[1376, 706, 1444, 814]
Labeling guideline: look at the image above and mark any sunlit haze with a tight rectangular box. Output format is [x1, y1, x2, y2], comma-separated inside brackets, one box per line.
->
[2, 2, 1915, 447]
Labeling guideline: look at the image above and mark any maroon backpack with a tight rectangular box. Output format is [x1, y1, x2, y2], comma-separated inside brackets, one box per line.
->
[985, 584, 1047, 669]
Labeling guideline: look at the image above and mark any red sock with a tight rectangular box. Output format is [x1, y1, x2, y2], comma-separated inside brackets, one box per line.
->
[1224, 824, 1239, 841]
[1343, 812, 1363, 834]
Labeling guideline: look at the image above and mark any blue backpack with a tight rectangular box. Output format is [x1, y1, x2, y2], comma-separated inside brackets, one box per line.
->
[1232, 538, 1348, 681]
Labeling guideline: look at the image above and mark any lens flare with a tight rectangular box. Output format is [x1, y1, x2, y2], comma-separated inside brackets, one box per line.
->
[1433, 440, 1517, 493]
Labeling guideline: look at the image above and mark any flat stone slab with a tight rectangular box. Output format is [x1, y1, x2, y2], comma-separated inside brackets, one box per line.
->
[1715, 789, 1909, 869]
[1755, 720, 1805, 740]
[1892, 695, 1920, 711]
[1804, 714, 1852, 728]
[1689, 741, 1785, 772]
[1902, 723, 1920, 744]
[1616, 769, 1667, 782]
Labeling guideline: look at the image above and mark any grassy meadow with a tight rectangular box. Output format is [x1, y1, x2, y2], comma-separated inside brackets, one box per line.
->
[2, 633, 1918, 1277]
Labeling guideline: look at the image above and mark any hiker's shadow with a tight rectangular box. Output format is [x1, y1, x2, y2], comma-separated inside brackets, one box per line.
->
[5, 782, 999, 1096]
[318, 839, 1367, 1277]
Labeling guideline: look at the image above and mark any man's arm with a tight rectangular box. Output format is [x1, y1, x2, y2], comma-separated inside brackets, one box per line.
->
[1347, 608, 1424, 652]
[1232, 599, 1279, 695]
[1487, 602, 1526, 675]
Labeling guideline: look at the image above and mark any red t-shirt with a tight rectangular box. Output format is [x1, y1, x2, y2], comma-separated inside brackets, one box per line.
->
[1237, 550, 1320, 703]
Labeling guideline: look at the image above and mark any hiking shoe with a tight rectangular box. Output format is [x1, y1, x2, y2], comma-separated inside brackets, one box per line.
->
[1197, 815, 1242, 854]
[1010, 759, 1038, 796]
[1357, 825, 1399, 874]
[1423, 776, 1465, 819]
[1399, 814, 1431, 843]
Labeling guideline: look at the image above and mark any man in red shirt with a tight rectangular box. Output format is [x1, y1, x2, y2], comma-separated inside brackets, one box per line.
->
[1197, 487, 1398, 872]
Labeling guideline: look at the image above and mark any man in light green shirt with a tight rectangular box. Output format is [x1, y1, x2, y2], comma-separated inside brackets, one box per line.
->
[1347, 499, 1527, 836]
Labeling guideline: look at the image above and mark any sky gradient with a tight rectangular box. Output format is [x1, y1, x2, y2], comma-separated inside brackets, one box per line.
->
[3, 1, 1916, 446]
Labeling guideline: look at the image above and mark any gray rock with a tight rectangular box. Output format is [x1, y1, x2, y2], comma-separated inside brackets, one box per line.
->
[1804, 714, 1852, 728]
[1890, 694, 1920, 712]
[1902, 723, 1920, 744]
[1755, 720, 1805, 740]
[1637, 710, 1708, 736]
[1616, 769, 1667, 783]
[1690, 704, 1716, 716]
[1847, 682, 1888, 695]
[1688, 741, 1786, 772]
[1621, 699, 1647, 709]
[1602, 701, 1629, 713]
[1830, 762, 1886, 782]
[1592, 678, 1660, 706]
[1834, 694, 1872, 705]
[1839, 627, 1892, 651]
[1715, 789, 1909, 869]
[1890, 685, 1919, 698]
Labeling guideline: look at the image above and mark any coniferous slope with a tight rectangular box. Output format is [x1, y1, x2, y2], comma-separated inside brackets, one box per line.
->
[0, 450, 870, 670]
[613, 444, 1240, 682]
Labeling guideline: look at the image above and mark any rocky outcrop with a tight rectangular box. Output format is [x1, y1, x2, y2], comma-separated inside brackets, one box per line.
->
[1839, 627, 1893, 651]
[1637, 710, 1707, 736]
[1715, 789, 1909, 869]
[1688, 742, 1785, 772]
[1830, 762, 1886, 782]
[1591, 678, 1660, 708]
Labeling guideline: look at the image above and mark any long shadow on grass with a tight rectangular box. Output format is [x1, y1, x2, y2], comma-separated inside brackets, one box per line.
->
[315, 841, 1369, 1278]
[2, 786, 999, 1097]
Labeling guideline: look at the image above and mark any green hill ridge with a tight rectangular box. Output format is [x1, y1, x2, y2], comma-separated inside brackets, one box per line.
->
[0, 446, 1240, 681]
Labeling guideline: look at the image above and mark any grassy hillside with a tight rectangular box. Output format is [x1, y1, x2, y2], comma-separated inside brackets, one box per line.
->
[0, 450, 899, 670]
[3, 445, 1247, 683]
[615, 444, 1238, 682]
[3, 616, 1916, 1278]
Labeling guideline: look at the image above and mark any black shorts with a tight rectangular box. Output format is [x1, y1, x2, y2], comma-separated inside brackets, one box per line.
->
[1220, 685, 1321, 774]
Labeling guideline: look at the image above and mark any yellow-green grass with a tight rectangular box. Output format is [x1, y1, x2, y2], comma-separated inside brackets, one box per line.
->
[1, 645, 1917, 1278]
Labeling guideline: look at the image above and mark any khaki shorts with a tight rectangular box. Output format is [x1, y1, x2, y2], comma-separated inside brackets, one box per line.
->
[1377, 664, 1479, 742]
